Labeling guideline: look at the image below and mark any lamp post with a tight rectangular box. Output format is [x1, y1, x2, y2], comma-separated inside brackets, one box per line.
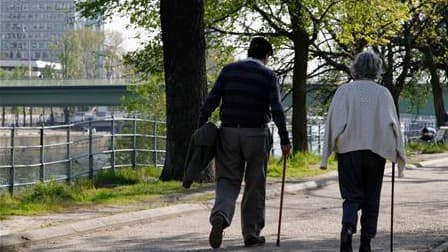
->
[22, 26, 31, 80]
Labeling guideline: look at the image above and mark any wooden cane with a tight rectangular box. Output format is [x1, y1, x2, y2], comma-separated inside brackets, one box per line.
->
[390, 162, 395, 252]
[276, 155, 287, 247]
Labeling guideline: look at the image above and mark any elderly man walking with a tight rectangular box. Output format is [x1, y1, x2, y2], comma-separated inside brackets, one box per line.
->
[321, 50, 406, 252]
[198, 37, 291, 249]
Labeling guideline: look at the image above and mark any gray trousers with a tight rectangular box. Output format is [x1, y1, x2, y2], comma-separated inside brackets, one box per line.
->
[210, 127, 271, 240]
[337, 150, 386, 239]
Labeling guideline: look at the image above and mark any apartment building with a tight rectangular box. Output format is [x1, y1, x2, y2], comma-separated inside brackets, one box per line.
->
[0, 0, 77, 62]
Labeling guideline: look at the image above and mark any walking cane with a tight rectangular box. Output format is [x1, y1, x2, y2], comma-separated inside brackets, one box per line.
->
[390, 162, 396, 252]
[276, 155, 287, 247]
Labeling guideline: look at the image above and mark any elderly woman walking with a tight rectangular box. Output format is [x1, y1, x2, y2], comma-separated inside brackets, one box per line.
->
[320, 50, 406, 252]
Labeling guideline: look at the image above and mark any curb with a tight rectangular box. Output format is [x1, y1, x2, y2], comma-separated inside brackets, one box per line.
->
[266, 171, 338, 200]
[432, 241, 448, 252]
[0, 204, 205, 250]
[0, 173, 339, 251]
[414, 157, 448, 168]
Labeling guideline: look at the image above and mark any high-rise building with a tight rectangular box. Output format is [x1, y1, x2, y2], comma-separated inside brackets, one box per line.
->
[0, 0, 106, 78]
[0, 0, 77, 62]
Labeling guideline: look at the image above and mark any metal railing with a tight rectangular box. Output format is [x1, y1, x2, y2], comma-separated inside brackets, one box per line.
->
[0, 117, 166, 194]
[0, 79, 138, 86]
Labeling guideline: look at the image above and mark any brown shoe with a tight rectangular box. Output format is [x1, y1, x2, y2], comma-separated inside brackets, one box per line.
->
[209, 215, 225, 249]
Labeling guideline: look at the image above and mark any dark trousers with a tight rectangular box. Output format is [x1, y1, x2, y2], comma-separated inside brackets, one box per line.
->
[337, 150, 386, 239]
[210, 127, 271, 240]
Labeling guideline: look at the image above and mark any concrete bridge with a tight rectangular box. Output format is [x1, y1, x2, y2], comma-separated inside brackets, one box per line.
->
[0, 79, 137, 106]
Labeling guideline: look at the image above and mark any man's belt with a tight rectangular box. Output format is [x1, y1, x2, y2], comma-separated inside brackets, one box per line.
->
[221, 122, 267, 128]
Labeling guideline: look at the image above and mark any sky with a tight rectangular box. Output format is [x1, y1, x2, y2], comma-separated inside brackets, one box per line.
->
[104, 14, 146, 52]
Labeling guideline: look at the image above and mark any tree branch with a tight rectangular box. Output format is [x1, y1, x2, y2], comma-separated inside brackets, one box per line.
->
[207, 26, 283, 37]
[251, 5, 292, 38]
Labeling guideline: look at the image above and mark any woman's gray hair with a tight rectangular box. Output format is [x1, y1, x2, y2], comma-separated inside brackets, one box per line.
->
[350, 50, 383, 80]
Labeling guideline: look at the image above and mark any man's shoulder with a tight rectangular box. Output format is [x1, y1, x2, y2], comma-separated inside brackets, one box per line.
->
[224, 60, 275, 76]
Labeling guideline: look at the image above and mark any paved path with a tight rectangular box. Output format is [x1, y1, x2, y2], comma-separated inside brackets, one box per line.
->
[7, 161, 448, 252]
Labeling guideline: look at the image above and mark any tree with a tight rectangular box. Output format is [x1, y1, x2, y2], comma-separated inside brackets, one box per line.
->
[77, 28, 105, 79]
[413, 0, 448, 126]
[159, 0, 207, 180]
[205, 0, 408, 152]
[51, 31, 83, 79]
[50, 28, 105, 79]
[104, 30, 126, 80]
[78, 0, 208, 181]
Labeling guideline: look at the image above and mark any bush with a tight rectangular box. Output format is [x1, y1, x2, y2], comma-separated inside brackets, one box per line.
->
[20, 181, 75, 204]
[94, 167, 161, 187]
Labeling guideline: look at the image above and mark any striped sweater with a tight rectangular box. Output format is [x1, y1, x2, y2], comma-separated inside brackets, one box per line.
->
[199, 58, 289, 145]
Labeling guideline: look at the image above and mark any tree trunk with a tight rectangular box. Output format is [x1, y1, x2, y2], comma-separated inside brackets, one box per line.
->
[22, 107, 26, 126]
[160, 0, 208, 181]
[292, 36, 309, 152]
[29, 107, 33, 126]
[2, 106, 5, 127]
[425, 50, 446, 127]
[381, 46, 401, 116]
[421, 47, 446, 127]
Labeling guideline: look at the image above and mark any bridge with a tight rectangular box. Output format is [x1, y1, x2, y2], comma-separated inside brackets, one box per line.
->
[0, 79, 137, 106]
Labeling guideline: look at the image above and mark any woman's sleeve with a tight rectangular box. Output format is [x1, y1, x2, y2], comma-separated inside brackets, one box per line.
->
[321, 87, 347, 168]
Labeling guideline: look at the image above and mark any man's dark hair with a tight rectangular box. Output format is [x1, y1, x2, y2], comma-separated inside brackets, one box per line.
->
[247, 37, 273, 59]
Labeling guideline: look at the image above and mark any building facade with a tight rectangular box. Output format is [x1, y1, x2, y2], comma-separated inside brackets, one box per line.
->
[0, 0, 76, 62]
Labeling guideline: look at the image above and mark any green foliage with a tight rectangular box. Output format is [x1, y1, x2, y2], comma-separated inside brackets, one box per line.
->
[40, 65, 59, 79]
[400, 79, 431, 114]
[51, 31, 83, 79]
[0, 67, 28, 80]
[335, 1, 408, 48]
[0, 68, 7, 79]
[50, 28, 105, 79]
[268, 152, 336, 178]
[77, 0, 160, 30]
[122, 74, 166, 118]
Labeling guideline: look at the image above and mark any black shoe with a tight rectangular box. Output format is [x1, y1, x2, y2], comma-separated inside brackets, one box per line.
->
[182, 180, 192, 189]
[244, 235, 265, 247]
[340, 225, 353, 252]
[359, 235, 371, 252]
[209, 215, 225, 249]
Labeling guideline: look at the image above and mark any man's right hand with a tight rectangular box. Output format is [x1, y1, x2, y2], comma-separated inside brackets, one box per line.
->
[281, 144, 291, 157]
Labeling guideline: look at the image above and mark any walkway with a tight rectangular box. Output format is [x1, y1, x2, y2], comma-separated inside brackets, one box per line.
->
[2, 155, 448, 251]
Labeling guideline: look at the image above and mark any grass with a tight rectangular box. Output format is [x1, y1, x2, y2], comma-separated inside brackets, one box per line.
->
[0, 167, 185, 219]
[0, 153, 336, 219]
[406, 141, 448, 155]
[268, 152, 337, 179]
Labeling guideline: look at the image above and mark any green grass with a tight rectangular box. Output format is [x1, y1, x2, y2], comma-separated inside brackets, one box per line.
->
[406, 141, 448, 155]
[268, 152, 337, 179]
[0, 167, 185, 219]
[0, 154, 336, 219]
